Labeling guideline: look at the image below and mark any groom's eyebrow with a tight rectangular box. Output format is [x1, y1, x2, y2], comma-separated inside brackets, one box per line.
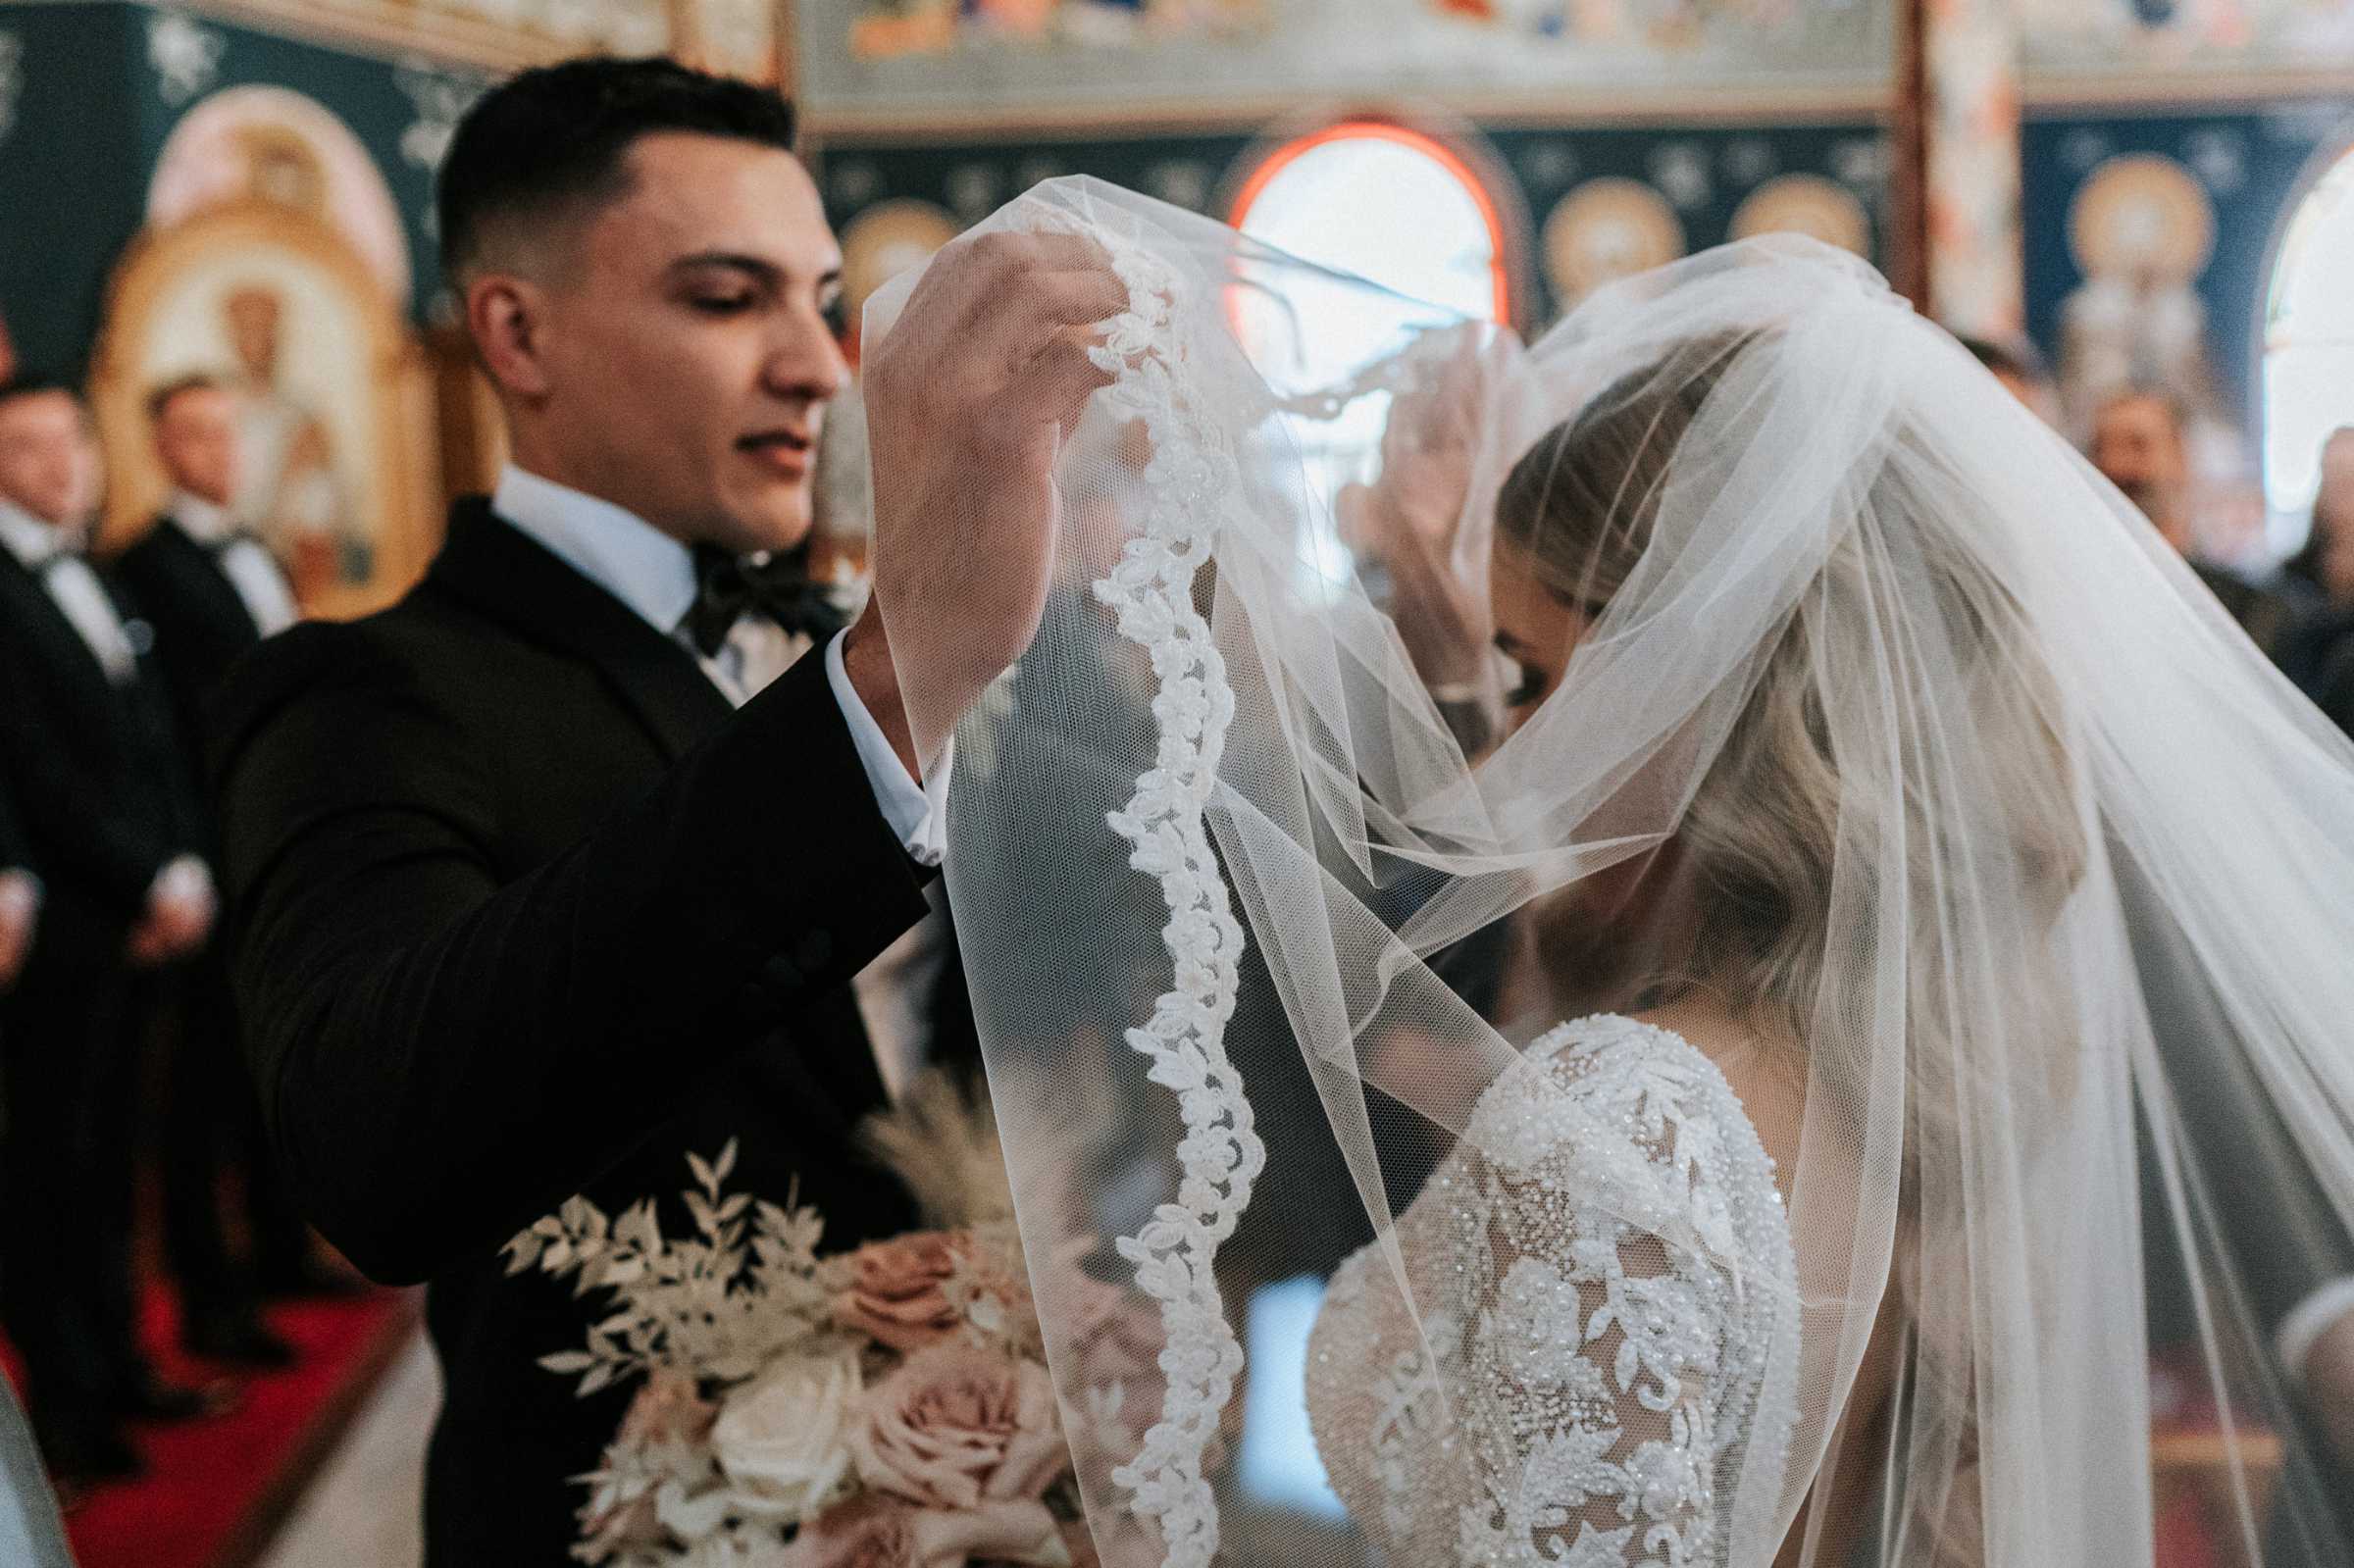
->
[669, 251, 784, 285]
[670, 252, 845, 299]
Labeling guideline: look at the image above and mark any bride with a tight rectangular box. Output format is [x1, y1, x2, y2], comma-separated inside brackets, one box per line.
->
[865, 180, 2354, 1568]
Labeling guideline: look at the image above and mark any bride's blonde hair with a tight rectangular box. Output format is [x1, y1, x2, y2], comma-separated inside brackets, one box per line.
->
[1495, 323, 2093, 1565]
[1494, 330, 2086, 1088]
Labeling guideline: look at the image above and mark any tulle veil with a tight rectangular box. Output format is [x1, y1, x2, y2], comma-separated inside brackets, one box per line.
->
[868, 177, 2354, 1568]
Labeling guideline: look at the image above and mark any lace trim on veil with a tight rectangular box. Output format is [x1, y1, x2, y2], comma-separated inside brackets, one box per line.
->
[1026, 207, 1266, 1568]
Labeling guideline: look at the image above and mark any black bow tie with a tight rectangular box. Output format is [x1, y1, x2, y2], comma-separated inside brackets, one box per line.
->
[685, 542, 846, 658]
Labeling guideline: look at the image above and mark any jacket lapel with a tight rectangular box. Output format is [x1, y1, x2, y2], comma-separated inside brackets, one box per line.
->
[0, 547, 125, 704]
[153, 516, 267, 642]
[424, 502, 894, 1124]
[425, 500, 733, 762]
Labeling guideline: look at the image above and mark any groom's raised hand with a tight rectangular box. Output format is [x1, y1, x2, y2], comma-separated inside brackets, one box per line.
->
[857, 229, 1126, 773]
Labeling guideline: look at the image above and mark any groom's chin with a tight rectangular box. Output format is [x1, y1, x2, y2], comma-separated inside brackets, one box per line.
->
[710, 484, 818, 557]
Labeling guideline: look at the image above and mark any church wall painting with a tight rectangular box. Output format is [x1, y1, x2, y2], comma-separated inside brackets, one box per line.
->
[2021, 99, 2354, 443]
[89, 194, 438, 619]
[85, 76, 439, 619]
[801, 0, 1890, 129]
[2023, 0, 2354, 82]
[0, 1, 488, 379]
[811, 118, 1888, 333]
[148, 80, 416, 309]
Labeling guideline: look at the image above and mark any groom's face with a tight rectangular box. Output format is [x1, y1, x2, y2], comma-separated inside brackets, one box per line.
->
[522, 131, 848, 554]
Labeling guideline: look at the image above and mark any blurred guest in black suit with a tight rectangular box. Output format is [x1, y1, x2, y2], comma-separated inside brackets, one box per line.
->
[0, 379, 222, 1486]
[114, 375, 310, 1368]
[2091, 386, 2299, 654]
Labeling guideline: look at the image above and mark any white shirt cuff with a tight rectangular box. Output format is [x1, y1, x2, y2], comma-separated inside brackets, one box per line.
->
[2277, 1275, 2354, 1387]
[0, 869, 39, 919]
[825, 630, 949, 868]
[150, 854, 213, 906]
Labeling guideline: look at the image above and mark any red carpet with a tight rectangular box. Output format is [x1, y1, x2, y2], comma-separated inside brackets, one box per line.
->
[1, 1284, 418, 1568]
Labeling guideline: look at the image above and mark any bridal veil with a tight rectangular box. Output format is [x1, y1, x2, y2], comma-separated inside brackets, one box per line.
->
[868, 177, 2354, 1568]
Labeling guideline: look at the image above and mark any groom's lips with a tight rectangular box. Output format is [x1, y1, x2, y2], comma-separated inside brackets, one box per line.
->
[737, 429, 812, 478]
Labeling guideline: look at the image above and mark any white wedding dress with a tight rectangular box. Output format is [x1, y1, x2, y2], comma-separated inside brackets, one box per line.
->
[1305, 1014, 1803, 1567]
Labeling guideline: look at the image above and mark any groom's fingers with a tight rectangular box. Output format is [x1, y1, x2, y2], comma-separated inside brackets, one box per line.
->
[1027, 328, 1118, 435]
[980, 271, 1129, 381]
[932, 231, 1124, 333]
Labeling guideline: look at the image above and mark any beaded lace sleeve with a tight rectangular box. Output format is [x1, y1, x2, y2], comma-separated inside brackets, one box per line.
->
[1446, 1016, 1799, 1568]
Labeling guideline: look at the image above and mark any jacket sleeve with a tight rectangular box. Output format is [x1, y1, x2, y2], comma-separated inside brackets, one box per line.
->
[215, 628, 933, 1284]
[0, 747, 26, 876]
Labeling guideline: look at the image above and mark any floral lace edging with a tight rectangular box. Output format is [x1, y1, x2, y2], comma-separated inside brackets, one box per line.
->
[1028, 203, 1266, 1568]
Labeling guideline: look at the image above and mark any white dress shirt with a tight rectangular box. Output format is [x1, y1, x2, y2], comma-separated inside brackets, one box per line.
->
[490, 465, 949, 1098]
[168, 491, 299, 637]
[0, 500, 139, 685]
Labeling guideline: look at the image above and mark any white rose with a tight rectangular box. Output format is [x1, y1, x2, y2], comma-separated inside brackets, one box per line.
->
[709, 1346, 863, 1520]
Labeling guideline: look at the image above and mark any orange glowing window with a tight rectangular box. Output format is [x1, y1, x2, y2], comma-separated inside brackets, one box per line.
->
[1219, 122, 1512, 595]
[1229, 121, 1511, 328]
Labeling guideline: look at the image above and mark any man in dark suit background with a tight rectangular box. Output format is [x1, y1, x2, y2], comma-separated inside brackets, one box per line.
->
[212, 58, 1117, 1560]
[2090, 387, 2302, 653]
[114, 374, 309, 1370]
[0, 379, 222, 1486]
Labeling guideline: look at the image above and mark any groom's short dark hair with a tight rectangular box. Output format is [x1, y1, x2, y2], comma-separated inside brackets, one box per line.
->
[437, 56, 799, 288]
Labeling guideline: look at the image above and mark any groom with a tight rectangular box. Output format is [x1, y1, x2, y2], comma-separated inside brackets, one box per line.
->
[212, 58, 1119, 1560]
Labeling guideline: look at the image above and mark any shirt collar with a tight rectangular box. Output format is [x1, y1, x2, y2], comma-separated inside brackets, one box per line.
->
[169, 490, 232, 544]
[0, 500, 68, 569]
[490, 464, 698, 636]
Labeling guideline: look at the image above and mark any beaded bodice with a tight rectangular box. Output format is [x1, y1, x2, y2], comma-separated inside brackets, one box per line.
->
[1304, 1015, 1800, 1567]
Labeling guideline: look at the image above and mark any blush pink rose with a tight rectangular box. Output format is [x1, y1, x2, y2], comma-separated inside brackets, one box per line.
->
[851, 1341, 1069, 1510]
[616, 1368, 718, 1447]
[835, 1233, 967, 1352]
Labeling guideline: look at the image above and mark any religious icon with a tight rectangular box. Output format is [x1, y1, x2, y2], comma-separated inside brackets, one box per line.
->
[221, 281, 368, 598]
[2057, 154, 2221, 437]
[88, 84, 435, 618]
[89, 199, 435, 619]
[1542, 178, 1686, 309]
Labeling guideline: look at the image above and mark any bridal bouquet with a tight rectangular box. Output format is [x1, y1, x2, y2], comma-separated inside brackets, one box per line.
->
[506, 1077, 1113, 1568]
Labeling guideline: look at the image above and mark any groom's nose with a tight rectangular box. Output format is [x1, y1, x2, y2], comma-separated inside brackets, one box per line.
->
[760, 314, 851, 407]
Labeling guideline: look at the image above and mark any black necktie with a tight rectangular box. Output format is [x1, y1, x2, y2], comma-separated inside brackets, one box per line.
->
[685, 543, 847, 658]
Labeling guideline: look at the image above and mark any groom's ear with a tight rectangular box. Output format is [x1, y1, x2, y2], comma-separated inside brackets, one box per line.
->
[467, 271, 557, 402]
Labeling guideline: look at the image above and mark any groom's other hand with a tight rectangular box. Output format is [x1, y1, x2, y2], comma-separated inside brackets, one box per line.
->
[859, 229, 1124, 770]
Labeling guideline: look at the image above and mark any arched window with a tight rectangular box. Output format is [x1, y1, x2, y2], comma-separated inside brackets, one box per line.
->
[1230, 120, 1512, 330]
[2262, 144, 2354, 532]
[1224, 122, 1513, 589]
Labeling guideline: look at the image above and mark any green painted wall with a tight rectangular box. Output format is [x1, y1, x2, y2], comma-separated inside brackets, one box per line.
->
[0, 0, 488, 377]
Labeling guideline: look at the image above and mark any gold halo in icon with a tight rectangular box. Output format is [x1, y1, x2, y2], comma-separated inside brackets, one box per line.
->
[1543, 178, 1686, 304]
[840, 199, 963, 325]
[2069, 154, 2215, 282]
[1730, 175, 1872, 256]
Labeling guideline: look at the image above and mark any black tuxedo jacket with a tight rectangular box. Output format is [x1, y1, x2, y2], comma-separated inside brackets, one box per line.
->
[0, 764, 25, 876]
[0, 546, 200, 974]
[212, 500, 934, 1562]
[113, 514, 278, 771]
